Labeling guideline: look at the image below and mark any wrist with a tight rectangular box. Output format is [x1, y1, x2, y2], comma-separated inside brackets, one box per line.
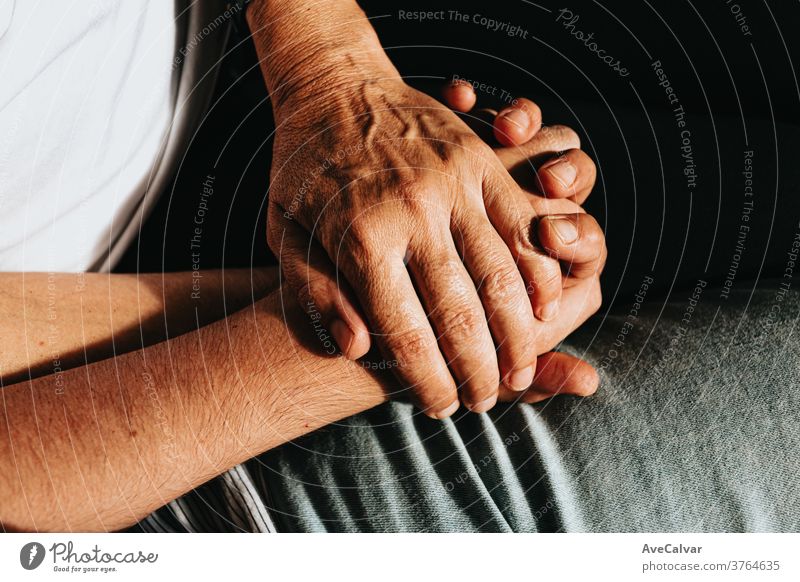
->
[230, 291, 389, 453]
[246, 0, 399, 121]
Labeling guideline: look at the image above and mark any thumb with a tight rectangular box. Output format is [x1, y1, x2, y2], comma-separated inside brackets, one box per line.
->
[269, 206, 371, 360]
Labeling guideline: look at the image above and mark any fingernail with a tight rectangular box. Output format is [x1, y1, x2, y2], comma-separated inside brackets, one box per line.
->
[548, 217, 578, 244]
[506, 366, 534, 392]
[546, 160, 577, 188]
[499, 108, 530, 131]
[536, 300, 559, 322]
[468, 394, 497, 414]
[433, 400, 460, 419]
[330, 319, 355, 357]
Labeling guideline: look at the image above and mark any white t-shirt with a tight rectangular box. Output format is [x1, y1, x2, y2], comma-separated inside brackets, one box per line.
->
[0, 0, 176, 272]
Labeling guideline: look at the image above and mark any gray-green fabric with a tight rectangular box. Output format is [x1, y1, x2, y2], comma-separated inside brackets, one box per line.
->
[253, 284, 800, 532]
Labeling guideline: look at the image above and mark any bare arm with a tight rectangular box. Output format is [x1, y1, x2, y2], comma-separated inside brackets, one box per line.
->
[0, 100, 605, 533]
[245, 0, 396, 118]
[0, 269, 279, 384]
[0, 270, 388, 531]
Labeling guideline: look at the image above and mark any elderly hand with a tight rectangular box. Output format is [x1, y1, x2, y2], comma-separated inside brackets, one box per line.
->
[441, 82, 605, 404]
[250, 0, 604, 417]
[268, 73, 590, 417]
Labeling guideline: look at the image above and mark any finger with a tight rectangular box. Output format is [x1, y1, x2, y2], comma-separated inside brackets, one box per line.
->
[481, 171, 564, 322]
[441, 79, 477, 113]
[497, 352, 599, 402]
[407, 237, 501, 413]
[493, 124, 581, 169]
[536, 213, 607, 279]
[536, 149, 596, 204]
[533, 277, 603, 354]
[442, 89, 543, 149]
[528, 351, 598, 397]
[268, 206, 371, 359]
[493, 125, 582, 196]
[452, 210, 538, 393]
[342, 247, 460, 419]
[439, 80, 494, 142]
[493, 98, 542, 147]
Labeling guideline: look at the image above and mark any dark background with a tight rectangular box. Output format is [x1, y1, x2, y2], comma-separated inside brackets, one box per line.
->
[117, 0, 800, 311]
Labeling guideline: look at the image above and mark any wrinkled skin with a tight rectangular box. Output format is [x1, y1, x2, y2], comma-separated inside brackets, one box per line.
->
[268, 77, 605, 416]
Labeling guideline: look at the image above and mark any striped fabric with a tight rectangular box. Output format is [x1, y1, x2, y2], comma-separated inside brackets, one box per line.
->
[132, 464, 279, 533]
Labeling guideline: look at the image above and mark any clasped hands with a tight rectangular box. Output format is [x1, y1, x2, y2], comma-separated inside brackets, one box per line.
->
[267, 76, 606, 418]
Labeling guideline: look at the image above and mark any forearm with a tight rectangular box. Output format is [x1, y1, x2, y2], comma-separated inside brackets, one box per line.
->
[0, 279, 388, 531]
[0, 269, 278, 385]
[246, 0, 398, 118]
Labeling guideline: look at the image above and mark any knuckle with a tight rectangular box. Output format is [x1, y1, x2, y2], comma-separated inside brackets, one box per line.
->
[579, 222, 607, 270]
[549, 124, 581, 150]
[460, 133, 493, 158]
[512, 217, 537, 256]
[292, 276, 335, 309]
[295, 281, 314, 311]
[390, 328, 435, 366]
[392, 179, 446, 219]
[483, 263, 525, 301]
[533, 264, 563, 292]
[598, 245, 609, 274]
[340, 220, 380, 260]
[583, 153, 598, 181]
[588, 282, 603, 313]
[345, 222, 371, 249]
[579, 216, 604, 247]
[293, 272, 340, 314]
[440, 304, 486, 341]
[396, 178, 435, 205]
[393, 180, 423, 203]
[433, 257, 470, 290]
